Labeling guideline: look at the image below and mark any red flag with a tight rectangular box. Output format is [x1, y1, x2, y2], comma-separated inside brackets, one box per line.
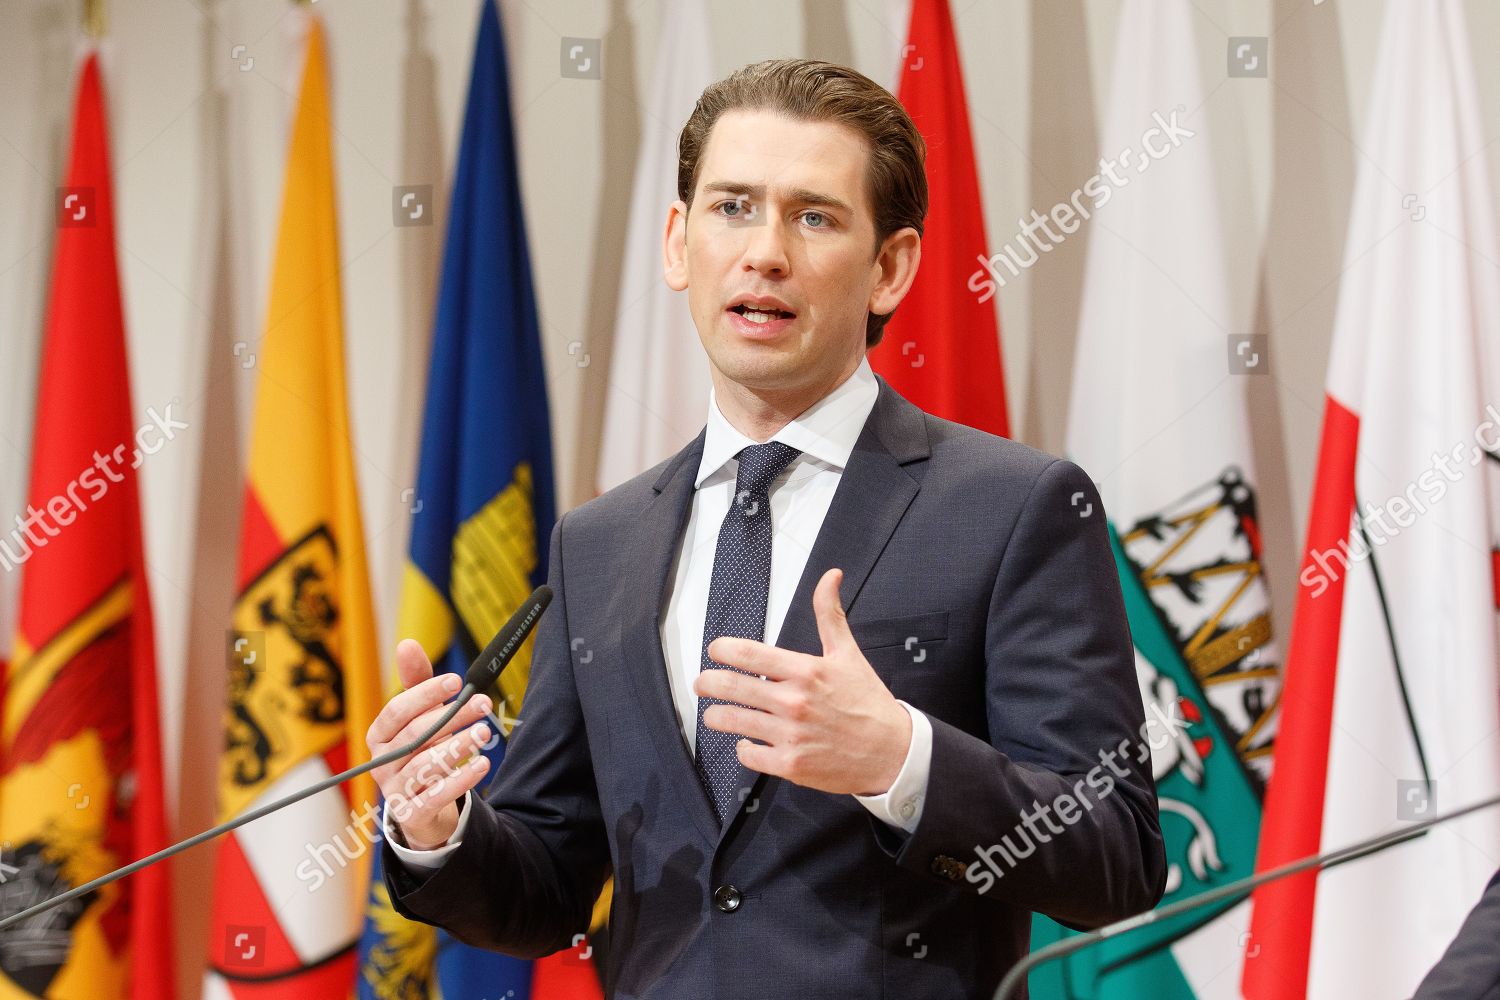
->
[531, 950, 607, 996]
[0, 53, 175, 999]
[869, 0, 1009, 437]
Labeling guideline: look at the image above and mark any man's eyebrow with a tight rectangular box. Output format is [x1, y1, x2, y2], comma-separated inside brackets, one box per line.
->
[701, 181, 854, 215]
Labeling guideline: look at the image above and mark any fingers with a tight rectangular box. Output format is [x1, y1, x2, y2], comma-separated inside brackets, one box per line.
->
[695, 664, 803, 712]
[373, 640, 493, 848]
[387, 691, 493, 759]
[367, 671, 462, 749]
[734, 737, 778, 777]
[373, 694, 491, 806]
[704, 637, 805, 682]
[389, 755, 491, 837]
[812, 567, 853, 656]
[703, 703, 786, 745]
[386, 724, 493, 829]
[395, 638, 435, 692]
[705, 636, 760, 673]
[393, 721, 493, 798]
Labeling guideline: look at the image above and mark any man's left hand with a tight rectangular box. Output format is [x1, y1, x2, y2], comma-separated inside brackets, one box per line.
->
[695, 567, 912, 797]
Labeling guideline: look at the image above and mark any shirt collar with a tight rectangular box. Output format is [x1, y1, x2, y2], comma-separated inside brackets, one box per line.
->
[695, 356, 879, 489]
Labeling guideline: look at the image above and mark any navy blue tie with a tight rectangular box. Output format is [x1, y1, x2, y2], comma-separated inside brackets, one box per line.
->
[695, 441, 802, 822]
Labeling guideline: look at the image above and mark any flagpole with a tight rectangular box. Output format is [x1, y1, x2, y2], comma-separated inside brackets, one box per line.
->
[83, 0, 106, 39]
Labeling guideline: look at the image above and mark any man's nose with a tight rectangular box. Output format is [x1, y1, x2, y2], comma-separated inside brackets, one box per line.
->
[740, 216, 789, 275]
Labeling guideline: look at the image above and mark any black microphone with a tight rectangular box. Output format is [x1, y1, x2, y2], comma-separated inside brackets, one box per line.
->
[466, 585, 551, 690]
[0, 584, 553, 933]
[992, 790, 1500, 1000]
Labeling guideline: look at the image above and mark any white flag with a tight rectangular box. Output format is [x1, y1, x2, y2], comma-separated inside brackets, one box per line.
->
[597, 0, 715, 492]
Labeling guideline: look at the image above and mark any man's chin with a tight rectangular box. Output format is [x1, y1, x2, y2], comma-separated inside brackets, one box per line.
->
[708, 346, 806, 388]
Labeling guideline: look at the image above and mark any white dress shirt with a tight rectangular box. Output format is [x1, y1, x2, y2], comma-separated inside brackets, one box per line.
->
[388, 356, 932, 869]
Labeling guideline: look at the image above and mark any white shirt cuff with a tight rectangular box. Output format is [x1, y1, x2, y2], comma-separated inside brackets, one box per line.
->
[384, 789, 473, 872]
[853, 700, 931, 834]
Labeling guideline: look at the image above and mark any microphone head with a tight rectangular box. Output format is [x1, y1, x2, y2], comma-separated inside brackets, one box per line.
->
[463, 585, 553, 691]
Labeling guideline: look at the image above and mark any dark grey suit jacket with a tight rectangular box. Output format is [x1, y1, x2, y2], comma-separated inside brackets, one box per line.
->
[1413, 867, 1500, 1000]
[385, 375, 1166, 998]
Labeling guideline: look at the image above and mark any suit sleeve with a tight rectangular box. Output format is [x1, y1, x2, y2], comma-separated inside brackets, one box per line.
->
[381, 510, 612, 957]
[1413, 867, 1500, 1000]
[875, 457, 1167, 928]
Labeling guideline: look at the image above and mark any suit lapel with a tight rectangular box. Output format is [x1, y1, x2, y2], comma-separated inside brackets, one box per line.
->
[619, 427, 722, 844]
[616, 378, 934, 846]
[719, 377, 932, 841]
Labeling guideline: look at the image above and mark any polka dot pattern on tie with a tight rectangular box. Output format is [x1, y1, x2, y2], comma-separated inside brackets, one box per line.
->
[695, 440, 802, 822]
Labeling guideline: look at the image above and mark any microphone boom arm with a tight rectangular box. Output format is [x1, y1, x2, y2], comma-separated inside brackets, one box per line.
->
[0, 583, 553, 934]
[993, 790, 1500, 1000]
[0, 678, 480, 933]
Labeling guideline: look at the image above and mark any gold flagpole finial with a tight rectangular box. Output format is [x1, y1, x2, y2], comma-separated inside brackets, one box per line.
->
[83, 0, 106, 39]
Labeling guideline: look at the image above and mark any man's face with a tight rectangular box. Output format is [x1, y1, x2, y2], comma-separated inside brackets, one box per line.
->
[664, 110, 919, 399]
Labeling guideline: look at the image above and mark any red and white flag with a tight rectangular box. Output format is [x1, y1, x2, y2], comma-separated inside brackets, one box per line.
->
[1245, 2, 1500, 997]
[869, 0, 1009, 437]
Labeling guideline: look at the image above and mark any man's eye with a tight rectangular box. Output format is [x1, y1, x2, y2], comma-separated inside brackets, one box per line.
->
[801, 211, 828, 229]
[717, 199, 748, 217]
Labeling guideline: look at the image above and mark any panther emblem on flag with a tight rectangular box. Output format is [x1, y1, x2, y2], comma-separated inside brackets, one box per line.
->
[222, 525, 348, 817]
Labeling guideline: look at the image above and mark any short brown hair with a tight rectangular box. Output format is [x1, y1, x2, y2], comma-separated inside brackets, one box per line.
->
[677, 59, 927, 349]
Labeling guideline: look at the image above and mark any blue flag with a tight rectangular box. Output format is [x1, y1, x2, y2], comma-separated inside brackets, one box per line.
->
[357, 2, 569, 996]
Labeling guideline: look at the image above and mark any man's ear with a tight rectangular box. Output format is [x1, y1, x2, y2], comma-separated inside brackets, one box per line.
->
[867, 227, 921, 317]
[663, 199, 689, 292]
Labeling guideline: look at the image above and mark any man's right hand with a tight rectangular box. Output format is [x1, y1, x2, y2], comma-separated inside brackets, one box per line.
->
[367, 638, 496, 851]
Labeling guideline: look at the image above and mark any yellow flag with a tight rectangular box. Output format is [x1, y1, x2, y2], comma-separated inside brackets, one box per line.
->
[205, 16, 380, 996]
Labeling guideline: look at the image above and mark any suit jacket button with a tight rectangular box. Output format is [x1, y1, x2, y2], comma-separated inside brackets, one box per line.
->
[713, 884, 742, 913]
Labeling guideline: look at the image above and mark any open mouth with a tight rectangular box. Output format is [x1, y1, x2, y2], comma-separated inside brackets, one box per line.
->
[729, 304, 796, 325]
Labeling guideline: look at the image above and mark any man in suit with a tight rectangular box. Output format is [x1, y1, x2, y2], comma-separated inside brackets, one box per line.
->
[366, 58, 1165, 998]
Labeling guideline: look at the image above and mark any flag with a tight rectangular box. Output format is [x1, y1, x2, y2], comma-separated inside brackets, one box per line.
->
[1244, 2, 1500, 997]
[356, 3, 605, 997]
[204, 14, 382, 998]
[0, 52, 175, 1000]
[1038, 1, 1281, 995]
[868, 0, 1009, 437]
[597, 0, 715, 492]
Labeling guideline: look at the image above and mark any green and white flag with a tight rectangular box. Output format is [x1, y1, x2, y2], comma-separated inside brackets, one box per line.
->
[1036, 1, 1279, 996]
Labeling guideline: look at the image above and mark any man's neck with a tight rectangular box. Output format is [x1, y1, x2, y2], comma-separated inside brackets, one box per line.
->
[712, 357, 863, 443]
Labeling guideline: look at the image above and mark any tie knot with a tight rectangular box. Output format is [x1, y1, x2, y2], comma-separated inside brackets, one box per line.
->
[734, 441, 801, 497]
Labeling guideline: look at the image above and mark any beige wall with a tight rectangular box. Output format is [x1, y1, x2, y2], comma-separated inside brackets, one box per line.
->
[2, 0, 1498, 993]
